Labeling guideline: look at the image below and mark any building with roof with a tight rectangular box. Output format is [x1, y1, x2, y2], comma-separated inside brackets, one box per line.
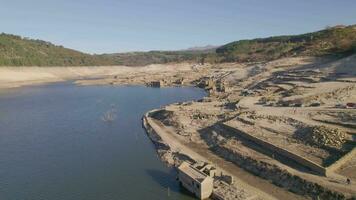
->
[177, 161, 214, 199]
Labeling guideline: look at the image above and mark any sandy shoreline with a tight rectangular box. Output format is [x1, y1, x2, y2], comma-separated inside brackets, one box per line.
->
[0, 64, 194, 89]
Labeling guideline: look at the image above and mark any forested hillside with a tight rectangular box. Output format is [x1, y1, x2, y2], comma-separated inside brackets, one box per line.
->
[1, 25, 355, 66]
[0, 33, 118, 66]
[214, 25, 356, 62]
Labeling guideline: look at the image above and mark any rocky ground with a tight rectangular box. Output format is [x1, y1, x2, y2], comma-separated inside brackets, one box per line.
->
[79, 55, 356, 200]
[1, 54, 355, 200]
[140, 56, 356, 199]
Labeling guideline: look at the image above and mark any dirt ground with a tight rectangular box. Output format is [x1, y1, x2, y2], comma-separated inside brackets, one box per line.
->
[139, 55, 355, 199]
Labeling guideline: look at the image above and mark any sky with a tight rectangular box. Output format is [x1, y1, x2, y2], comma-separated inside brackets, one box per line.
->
[1, 0, 356, 54]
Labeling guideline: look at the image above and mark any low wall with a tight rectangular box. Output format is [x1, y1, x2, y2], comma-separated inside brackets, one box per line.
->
[142, 110, 196, 167]
[326, 147, 356, 174]
[142, 112, 170, 151]
[222, 122, 356, 176]
[221, 123, 327, 176]
[212, 144, 346, 200]
[211, 192, 224, 200]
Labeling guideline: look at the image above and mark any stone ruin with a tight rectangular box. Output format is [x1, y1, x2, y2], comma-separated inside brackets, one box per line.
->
[306, 125, 347, 149]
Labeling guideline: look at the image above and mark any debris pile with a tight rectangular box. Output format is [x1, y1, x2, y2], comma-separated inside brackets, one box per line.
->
[307, 126, 346, 149]
[212, 180, 261, 200]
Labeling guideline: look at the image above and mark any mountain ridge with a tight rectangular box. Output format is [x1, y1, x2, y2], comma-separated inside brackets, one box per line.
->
[1, 24, 355, 66]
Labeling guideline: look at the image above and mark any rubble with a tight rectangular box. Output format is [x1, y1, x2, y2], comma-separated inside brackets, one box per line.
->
[307, 126, 347, 149]
[212, 181, 255, 200]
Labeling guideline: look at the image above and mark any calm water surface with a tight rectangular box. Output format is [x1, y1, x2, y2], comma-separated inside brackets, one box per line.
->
[0, 82, 206, 200]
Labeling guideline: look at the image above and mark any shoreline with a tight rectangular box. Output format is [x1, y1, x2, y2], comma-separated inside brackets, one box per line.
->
[142, 110, 276, 200]
[0, 66, 128, 89]
[2, 55, 355, 200]
[142, 107, 355, 200]
[0, 64, 195, 90]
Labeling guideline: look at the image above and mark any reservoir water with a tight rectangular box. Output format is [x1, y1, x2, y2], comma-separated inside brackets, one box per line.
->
[0, 82, 206, 200]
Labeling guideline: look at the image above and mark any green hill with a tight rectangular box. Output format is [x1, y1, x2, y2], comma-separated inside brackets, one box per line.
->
[215, 25, 356, 62]
[0, 33, 117, 66]
[102, 49, 214, 66]
[1, 25, 356, 66]
[0, 33, 211, 66]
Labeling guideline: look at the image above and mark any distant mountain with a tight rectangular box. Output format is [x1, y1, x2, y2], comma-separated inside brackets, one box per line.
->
[1, 24, 355, 66]
[180, 45, 218, 52]
[103, 50, 209, 66]
[102, 45, 218, 66]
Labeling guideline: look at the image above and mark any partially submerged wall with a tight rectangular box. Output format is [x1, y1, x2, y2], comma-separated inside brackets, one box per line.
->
[142, 111, 195, 166]
[142, 112, 170, 151]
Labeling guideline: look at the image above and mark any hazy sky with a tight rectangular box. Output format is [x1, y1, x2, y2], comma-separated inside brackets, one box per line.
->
[1, 0, 355, 54]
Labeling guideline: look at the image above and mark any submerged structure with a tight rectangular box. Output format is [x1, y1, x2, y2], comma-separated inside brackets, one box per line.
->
[177, 162, 214, 199]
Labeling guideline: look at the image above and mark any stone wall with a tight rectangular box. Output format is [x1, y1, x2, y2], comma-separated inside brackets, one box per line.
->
[221, 122, 356, 177]
[142, 113, 170, 151]
[326, 147, 356, 174]
[221, 123, 327, 175]
[212, 144, 346, 200]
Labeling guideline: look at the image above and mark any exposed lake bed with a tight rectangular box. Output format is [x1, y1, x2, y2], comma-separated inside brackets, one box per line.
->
[0, 82, 206, 200]
[0, 55, 355, 200]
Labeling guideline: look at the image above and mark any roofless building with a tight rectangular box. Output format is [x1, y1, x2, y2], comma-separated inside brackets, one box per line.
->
[177, 162, 214, 199]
